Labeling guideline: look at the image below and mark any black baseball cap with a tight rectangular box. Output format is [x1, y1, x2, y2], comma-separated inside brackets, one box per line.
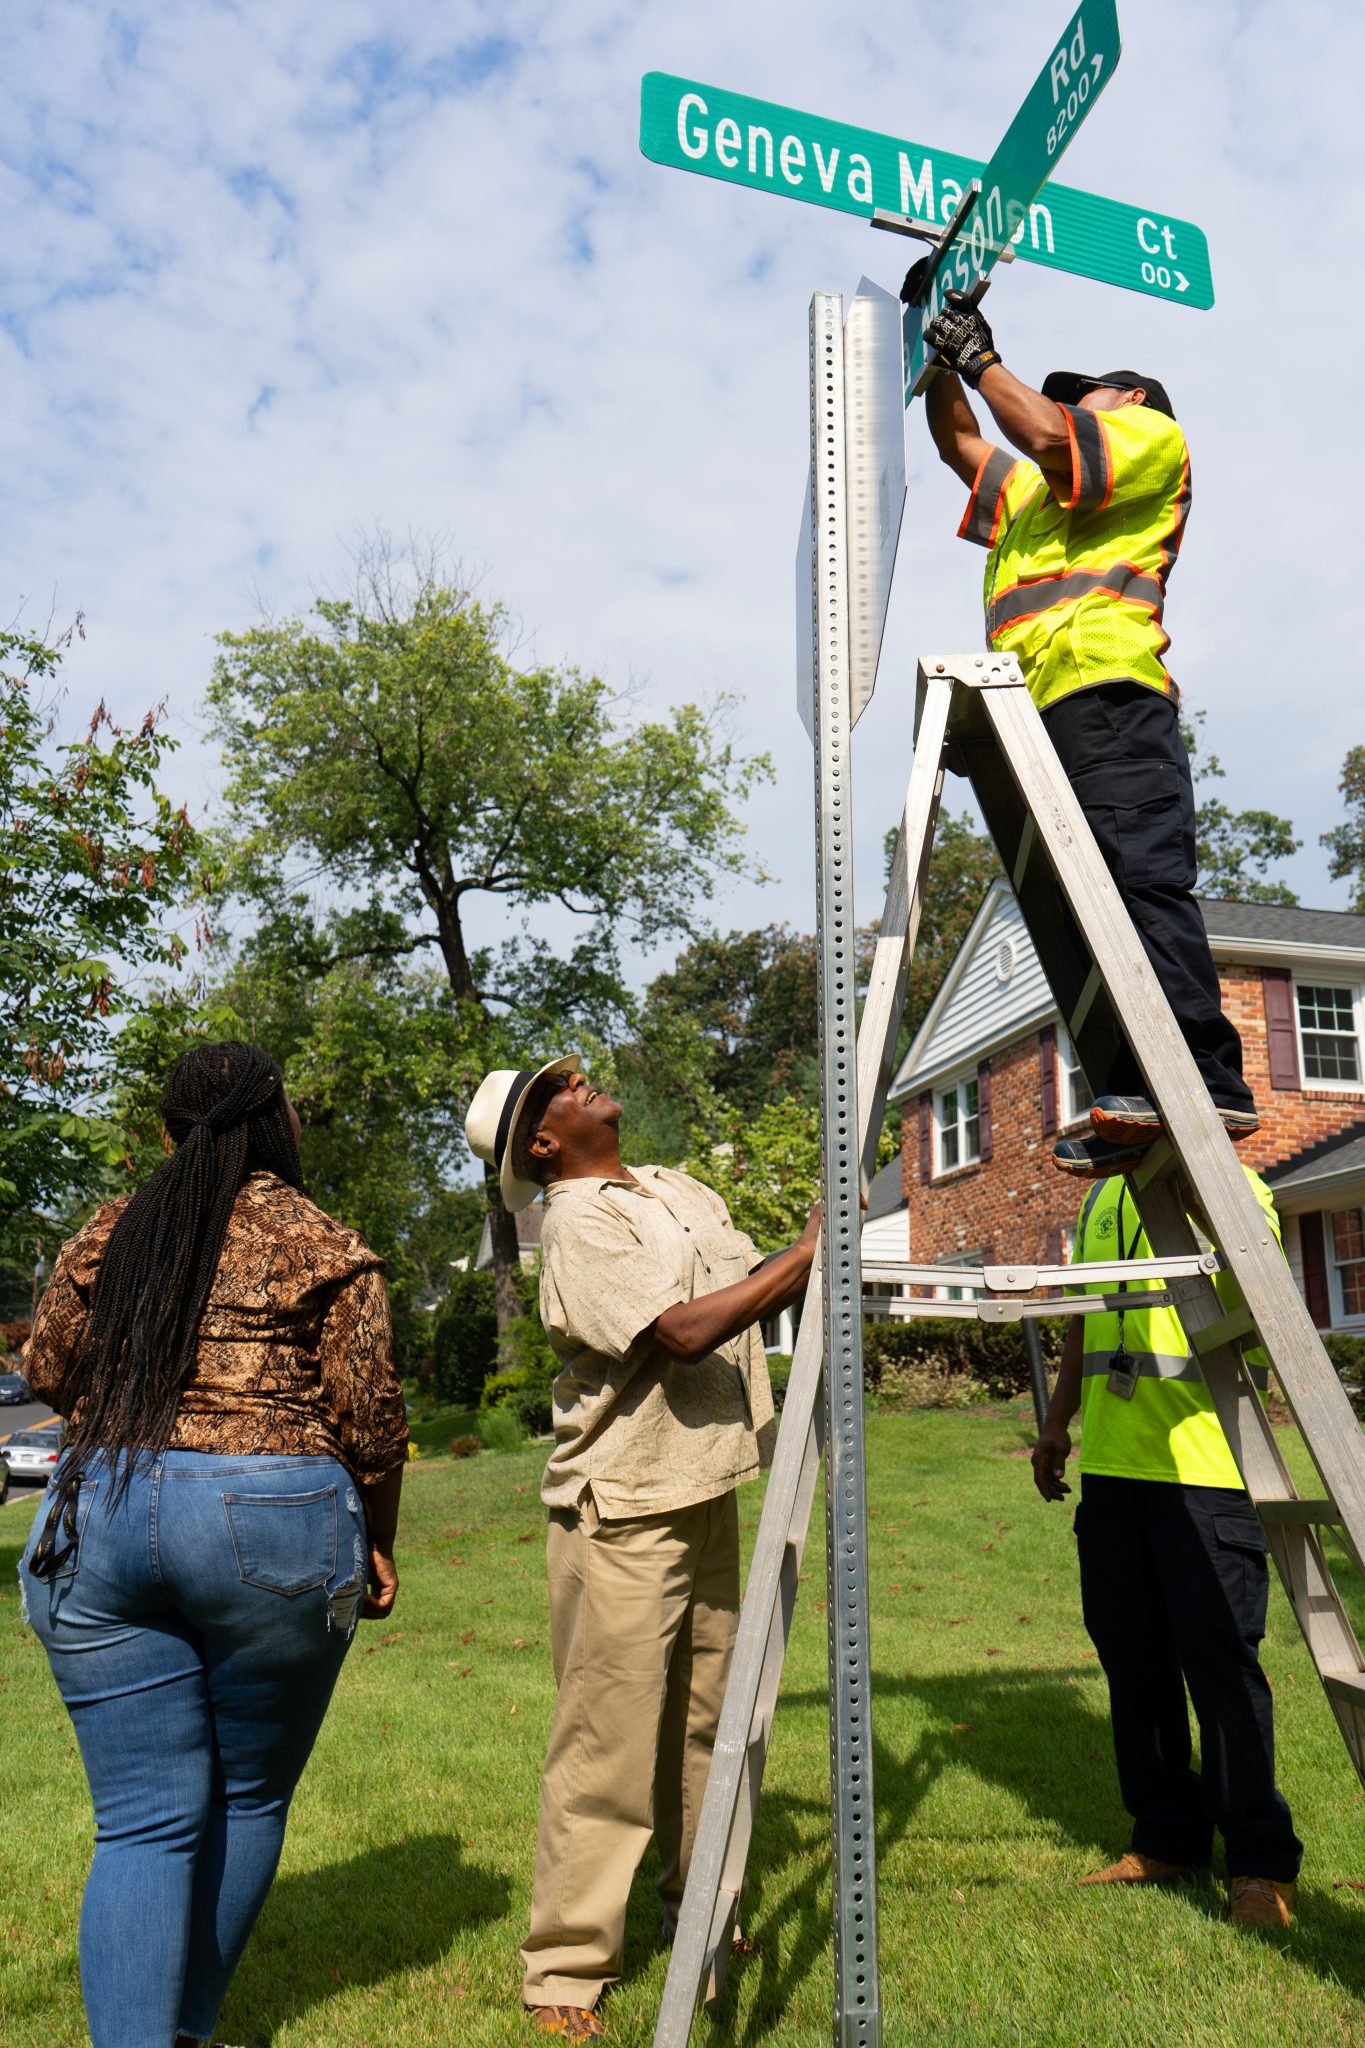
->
[1042, 368, 1175, 420]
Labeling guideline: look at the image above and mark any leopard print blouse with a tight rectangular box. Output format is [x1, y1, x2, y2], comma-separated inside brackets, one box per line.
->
[27, 1172, 409, 1486]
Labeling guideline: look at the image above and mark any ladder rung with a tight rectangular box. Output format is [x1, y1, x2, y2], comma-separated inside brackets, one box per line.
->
[1324, 1672, 1365, 1709]
[1189, 1304, 1258, 1355]
[1258, 1498, 1341, 1527]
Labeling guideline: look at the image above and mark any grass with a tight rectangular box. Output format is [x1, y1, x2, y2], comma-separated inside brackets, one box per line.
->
[3, 1405, 1365, 2046]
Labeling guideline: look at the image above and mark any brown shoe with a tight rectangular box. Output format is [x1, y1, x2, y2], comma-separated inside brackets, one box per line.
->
[1229, 1876, 1294, 1928]
[527, 2006, 606, 2041]
[1079, 1850, 1191, 1886]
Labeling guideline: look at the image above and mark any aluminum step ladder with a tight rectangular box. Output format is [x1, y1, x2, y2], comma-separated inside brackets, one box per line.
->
[653, 654, 1365, 2046]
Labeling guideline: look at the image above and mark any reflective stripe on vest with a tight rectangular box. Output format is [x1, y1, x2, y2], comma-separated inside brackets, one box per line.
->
[1080, 1347, 1269, 1391]
[988, 563, 1165, 641]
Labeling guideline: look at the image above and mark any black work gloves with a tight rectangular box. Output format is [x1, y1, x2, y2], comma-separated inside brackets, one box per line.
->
[922, 289, 1003, 388]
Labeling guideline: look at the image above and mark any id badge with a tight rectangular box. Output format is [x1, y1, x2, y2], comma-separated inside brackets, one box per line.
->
[1106, 1344, 1139, 1401]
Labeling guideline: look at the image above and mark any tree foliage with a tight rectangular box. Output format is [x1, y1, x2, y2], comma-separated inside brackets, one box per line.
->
[207, 552, 770, 1323]
[0, 623, 214, 1228]
[1322, 745, 1365, 912]
[1181, 707, 1300, 904]
[636, 926, 819, 1119]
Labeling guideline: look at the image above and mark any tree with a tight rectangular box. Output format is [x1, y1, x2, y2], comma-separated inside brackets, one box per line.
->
[684, 1099, 823, 1252]
[1322, 745, 1365, 912]
[635, 925, 819, 1120]
[207, 551, 769, 1327]
[0, 621, 213, 1231]
[1181, 707, 1300, 904]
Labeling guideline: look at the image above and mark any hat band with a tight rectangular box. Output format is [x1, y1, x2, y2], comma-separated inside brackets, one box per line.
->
[493, 1067, 538, 1170]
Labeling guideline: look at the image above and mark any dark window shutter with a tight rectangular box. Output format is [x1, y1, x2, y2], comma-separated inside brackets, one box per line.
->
[1045, 1226, 1063, 1267]
[1263, 969, 1301, 1091]
[977, 1059, 993, 1162]
[918, 1092, 932, 1181]
[1300, 1211, 1331, 1328]
[1039, 1025, 1058, 1136]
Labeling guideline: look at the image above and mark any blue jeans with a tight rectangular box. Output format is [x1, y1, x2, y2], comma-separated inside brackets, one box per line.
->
[19, 1450, 367, 2047]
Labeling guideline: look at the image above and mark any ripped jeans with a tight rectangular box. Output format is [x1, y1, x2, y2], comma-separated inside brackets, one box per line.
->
[19, 1450, 366, 2048]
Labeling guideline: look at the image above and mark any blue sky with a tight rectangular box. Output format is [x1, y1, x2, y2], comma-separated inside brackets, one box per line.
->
[2, 0, 1360, 976]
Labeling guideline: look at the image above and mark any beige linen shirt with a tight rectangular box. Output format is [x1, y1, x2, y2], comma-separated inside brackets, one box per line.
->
[538, 1165, 777, 1518]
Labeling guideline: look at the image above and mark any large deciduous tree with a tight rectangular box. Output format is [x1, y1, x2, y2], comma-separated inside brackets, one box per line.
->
[207, 555, 769, 1326]
[0, 622, 212, 1241]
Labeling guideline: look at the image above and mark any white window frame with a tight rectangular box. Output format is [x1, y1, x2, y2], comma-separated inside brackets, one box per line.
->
[1293, 979, 1365, 1091]
[1327, 1205, 1365, 1324]
[1055, 1024, 1095, 1129]
[933, 1250, 982, 1304]
[933, 1071, 980, 1177]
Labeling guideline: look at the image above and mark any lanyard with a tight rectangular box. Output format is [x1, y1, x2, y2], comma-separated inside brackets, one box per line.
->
[1112, 1185, 1147, 1352]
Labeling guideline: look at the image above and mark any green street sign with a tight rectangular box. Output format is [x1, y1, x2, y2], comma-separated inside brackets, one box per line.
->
[639, 65, 1213, 312]
[903, 0, 1121, 392]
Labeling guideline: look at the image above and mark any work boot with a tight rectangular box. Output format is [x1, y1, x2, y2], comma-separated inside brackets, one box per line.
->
[1052, 1132, 1153, 1178]
[1229, 1876, 1294, 1928]
[1090, 1094, 1261, 1146]
[1079, 1850, 1191, 1885]
[526, 2007, 606, 2041]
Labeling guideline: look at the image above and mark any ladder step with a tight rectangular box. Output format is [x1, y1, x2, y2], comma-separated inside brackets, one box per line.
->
[1258, 1498, 1341, 1527]
[1323, 1672, 1365, 1708]
[1189, 1304, 1258, 1355]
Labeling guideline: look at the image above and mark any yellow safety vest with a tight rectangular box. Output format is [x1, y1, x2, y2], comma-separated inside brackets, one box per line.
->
[958, 402, 1192, 711]
[1069, 1170, 1279, 1488]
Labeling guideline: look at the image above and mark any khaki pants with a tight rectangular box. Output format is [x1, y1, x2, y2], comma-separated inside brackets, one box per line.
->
[520, 1489, 741, 2009]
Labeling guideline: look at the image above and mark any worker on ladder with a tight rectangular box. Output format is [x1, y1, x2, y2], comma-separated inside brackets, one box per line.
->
[1031, 1170, 1302, 1926]
[909, 271, 1258, 1178]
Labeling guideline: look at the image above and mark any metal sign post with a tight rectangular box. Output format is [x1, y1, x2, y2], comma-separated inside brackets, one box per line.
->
[805, 289, 881, 2047]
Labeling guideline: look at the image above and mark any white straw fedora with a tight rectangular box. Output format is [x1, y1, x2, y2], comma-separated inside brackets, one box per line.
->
[465, 1054, 581, 1212]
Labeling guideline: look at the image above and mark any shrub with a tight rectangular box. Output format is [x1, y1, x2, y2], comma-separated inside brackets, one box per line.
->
[1323, 1332, 1365, 1416]
[476, 1403, 526, 1453]
[764, 1353, 792, 1412]
[873, 1359, 994, 1411]
[449, 1435, 482, 1459]
[431, 1269, 498, 1407]
[861, 1315, 1067, 1399]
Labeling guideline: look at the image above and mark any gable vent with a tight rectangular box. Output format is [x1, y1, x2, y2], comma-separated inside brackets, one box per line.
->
[994, 937, 1016, 984]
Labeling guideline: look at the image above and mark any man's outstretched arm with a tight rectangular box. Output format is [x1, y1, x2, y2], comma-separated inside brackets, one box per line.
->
[923, 290, 1072, 498]
[650, 1206, 820, 1365]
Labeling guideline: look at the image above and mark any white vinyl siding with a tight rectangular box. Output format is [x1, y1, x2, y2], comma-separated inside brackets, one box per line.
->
[1295, 982, 1364, 1086]
[904, 889, 1051, 1088]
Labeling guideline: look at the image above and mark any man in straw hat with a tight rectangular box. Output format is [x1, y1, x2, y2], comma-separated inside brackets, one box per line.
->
[466, 1055, 819, 2042]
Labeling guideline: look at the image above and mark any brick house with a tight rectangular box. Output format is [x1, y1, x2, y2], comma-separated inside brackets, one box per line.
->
[886, 882, 1365, 1332]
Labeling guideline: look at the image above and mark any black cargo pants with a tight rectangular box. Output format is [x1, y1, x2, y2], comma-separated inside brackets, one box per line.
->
[1076, 1474, 1302, 1880]
[1040, 680, 1255, 1113]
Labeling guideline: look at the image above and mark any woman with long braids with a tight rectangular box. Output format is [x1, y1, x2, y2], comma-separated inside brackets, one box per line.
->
[18, 1040, 408, 2048]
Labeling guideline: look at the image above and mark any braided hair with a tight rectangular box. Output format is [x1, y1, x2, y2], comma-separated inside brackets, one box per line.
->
[64, 1040, 303, 1496]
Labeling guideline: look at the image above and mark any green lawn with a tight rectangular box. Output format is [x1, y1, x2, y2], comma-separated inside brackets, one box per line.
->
[3, 1408, 1365, 2047]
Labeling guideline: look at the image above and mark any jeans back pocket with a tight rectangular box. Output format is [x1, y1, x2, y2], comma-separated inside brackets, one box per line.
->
[224, 1486, 337, 1596]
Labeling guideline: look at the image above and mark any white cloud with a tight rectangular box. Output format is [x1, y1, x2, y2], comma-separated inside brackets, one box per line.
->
[1, 0, 1360, 988]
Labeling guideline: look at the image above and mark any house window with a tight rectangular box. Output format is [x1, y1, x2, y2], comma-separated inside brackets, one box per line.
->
[1330, 1208, 1365, 1320]
[934, 1251, 982, 1303]
[935, 1076, 980, 1174]
[1057, 1026, 1095, 1126]
[1296, 983, 1363, 1085]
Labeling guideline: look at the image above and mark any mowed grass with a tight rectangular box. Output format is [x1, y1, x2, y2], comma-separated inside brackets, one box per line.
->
[3, 1408, 1365, 2048]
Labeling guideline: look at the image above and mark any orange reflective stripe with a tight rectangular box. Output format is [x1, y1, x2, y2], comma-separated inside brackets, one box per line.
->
[959, 447, 1018, 548]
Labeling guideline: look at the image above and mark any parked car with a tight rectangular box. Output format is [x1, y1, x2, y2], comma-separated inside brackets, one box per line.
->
[0, 1371, 31, 1405]
[0, 1423, 66, 1485]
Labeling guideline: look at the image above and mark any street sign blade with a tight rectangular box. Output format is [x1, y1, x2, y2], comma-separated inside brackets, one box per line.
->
[639, 68, 1212, 313]
[904, 0, 1122, 394]
[797, 280, 907, 743]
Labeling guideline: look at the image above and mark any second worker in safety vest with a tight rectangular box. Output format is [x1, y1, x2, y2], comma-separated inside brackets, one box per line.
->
[914, 277, 1258, 1179]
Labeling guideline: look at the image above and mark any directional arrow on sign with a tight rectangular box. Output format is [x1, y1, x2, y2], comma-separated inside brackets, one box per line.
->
[903, 0, 1123, 395]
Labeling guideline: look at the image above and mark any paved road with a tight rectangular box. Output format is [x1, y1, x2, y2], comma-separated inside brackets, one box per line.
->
[0, 1400, 61, 1505]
